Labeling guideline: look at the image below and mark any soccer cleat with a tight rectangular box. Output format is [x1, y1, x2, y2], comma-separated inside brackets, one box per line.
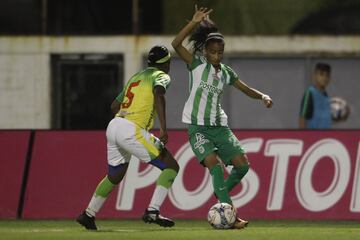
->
[232, 217, 249, 229]
[76, 211, 97, 230]
[142, 209, 175, 228]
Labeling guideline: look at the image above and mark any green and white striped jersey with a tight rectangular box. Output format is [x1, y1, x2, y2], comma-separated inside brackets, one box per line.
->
[182, 55, 238, 126]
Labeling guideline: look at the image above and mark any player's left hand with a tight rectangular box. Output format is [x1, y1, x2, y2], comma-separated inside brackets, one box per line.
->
[192, 5, 213, 23]
[262, 94, 273, 108]
[159, 129, 168, 145]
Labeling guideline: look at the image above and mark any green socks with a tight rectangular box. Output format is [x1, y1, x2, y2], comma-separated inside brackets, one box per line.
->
[156, 168, 178, 189]
[94, 176, 115, 197]
[86, 176, 115, 217]
[149, 168, 178, 211]
[210, 164, 232, 204]
[224, 165, 249, 193]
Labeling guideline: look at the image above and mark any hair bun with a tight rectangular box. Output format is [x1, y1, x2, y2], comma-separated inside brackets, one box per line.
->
[189, 19, 220, 53]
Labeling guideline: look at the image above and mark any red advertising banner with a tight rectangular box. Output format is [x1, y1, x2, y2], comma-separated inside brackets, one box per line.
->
[22, 131, 108, 219]
[0, 131, 30, 219]
[22, 130, 360, 220]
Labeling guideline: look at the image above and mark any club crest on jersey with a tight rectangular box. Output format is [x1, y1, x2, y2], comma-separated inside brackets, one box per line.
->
[212, 73, 220, 81]
[212, 73, 225, 83]
[194, 133, 209, 154]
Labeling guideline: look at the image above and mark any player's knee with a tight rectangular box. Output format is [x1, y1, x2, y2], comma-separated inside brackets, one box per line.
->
[232, 154, 249, 167]
[240, 154, 249, 165]
[204, 153, 219, 170]
[153, 148, 179, 172]
[107, 175, 121, 185]
[107, 163, 128, 185]
[161, 156, 179, 173]
[164, 149, 179, 172]
[240, 159, 250, 167]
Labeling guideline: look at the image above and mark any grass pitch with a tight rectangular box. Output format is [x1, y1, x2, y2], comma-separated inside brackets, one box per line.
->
[0, 219, 359, 240]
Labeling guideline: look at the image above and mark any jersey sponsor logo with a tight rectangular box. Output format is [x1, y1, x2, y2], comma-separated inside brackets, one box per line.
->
[194, 133, 210, 154]
[116, 132, 360, 217]
[199, 81, 222, 95]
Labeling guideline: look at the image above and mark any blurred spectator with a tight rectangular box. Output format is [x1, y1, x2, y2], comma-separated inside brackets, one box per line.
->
[299, 63, 332, 129]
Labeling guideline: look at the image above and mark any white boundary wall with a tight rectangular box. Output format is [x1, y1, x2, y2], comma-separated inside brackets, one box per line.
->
[0, 36, 359, 128]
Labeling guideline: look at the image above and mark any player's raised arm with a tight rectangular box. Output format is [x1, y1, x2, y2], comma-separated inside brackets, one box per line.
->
[171, 5, 213, 65]
[233, 79, 273, 108]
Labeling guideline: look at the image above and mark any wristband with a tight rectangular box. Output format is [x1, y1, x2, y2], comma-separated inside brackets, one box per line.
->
[262, 94, 270, 101]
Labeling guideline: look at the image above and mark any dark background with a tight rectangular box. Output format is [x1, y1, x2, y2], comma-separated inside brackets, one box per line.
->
[0, 0, 162, 35]
[1, 0, 359, 35]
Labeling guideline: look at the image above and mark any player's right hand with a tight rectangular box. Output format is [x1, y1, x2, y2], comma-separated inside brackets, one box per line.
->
[192, 5, 213, 23]
[262, 94, 273, 108]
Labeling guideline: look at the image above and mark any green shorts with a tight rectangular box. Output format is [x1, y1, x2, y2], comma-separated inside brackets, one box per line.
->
[188, 124, 245, 166]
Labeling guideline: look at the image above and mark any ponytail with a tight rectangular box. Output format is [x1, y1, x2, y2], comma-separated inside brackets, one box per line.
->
[189, 19, 223, 54]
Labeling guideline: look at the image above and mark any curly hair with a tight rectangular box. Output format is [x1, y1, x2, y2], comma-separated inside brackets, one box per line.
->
[189, 19, 224, 54]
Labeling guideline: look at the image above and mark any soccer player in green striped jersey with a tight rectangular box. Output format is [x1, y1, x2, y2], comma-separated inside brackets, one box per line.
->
[172, 6, 273, 229]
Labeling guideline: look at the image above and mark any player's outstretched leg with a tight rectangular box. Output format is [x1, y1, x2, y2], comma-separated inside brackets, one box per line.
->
[76, 176, 112, 230]
[205, 154, 233, 205]
[224, 164, 249, 193]
[76, 163, 129, 230]
[226, 154, 250, 229]
[76, 176, 115, 230]
[142, 148, 179, 227]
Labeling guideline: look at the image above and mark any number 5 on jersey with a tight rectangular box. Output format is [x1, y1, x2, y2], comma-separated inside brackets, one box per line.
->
[122, 80, 141, 108]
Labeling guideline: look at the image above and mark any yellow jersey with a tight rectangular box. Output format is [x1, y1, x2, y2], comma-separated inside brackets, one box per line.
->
[115, 67, 171, 130]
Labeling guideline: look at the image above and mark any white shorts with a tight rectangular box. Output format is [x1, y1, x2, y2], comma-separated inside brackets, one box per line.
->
[106, 117, 163, 166]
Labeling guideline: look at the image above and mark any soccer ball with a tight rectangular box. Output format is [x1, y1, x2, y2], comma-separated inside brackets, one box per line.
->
[330, 97, 350, 122]
[207, 203, 236, 229]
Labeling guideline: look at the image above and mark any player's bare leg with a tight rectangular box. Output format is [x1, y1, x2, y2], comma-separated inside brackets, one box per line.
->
[142, 148, 179, 227]
[76, 163, 129, 230]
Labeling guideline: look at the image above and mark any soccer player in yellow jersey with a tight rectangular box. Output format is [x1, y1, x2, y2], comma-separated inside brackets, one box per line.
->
[77, 45, 179, 230]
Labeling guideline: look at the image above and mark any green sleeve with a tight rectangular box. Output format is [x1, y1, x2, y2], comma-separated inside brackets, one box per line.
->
[225, 65, 239, 85]
[154, 73, 171, 90]
[187, 55, 205, 71]
[115, 89, 125, 103]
